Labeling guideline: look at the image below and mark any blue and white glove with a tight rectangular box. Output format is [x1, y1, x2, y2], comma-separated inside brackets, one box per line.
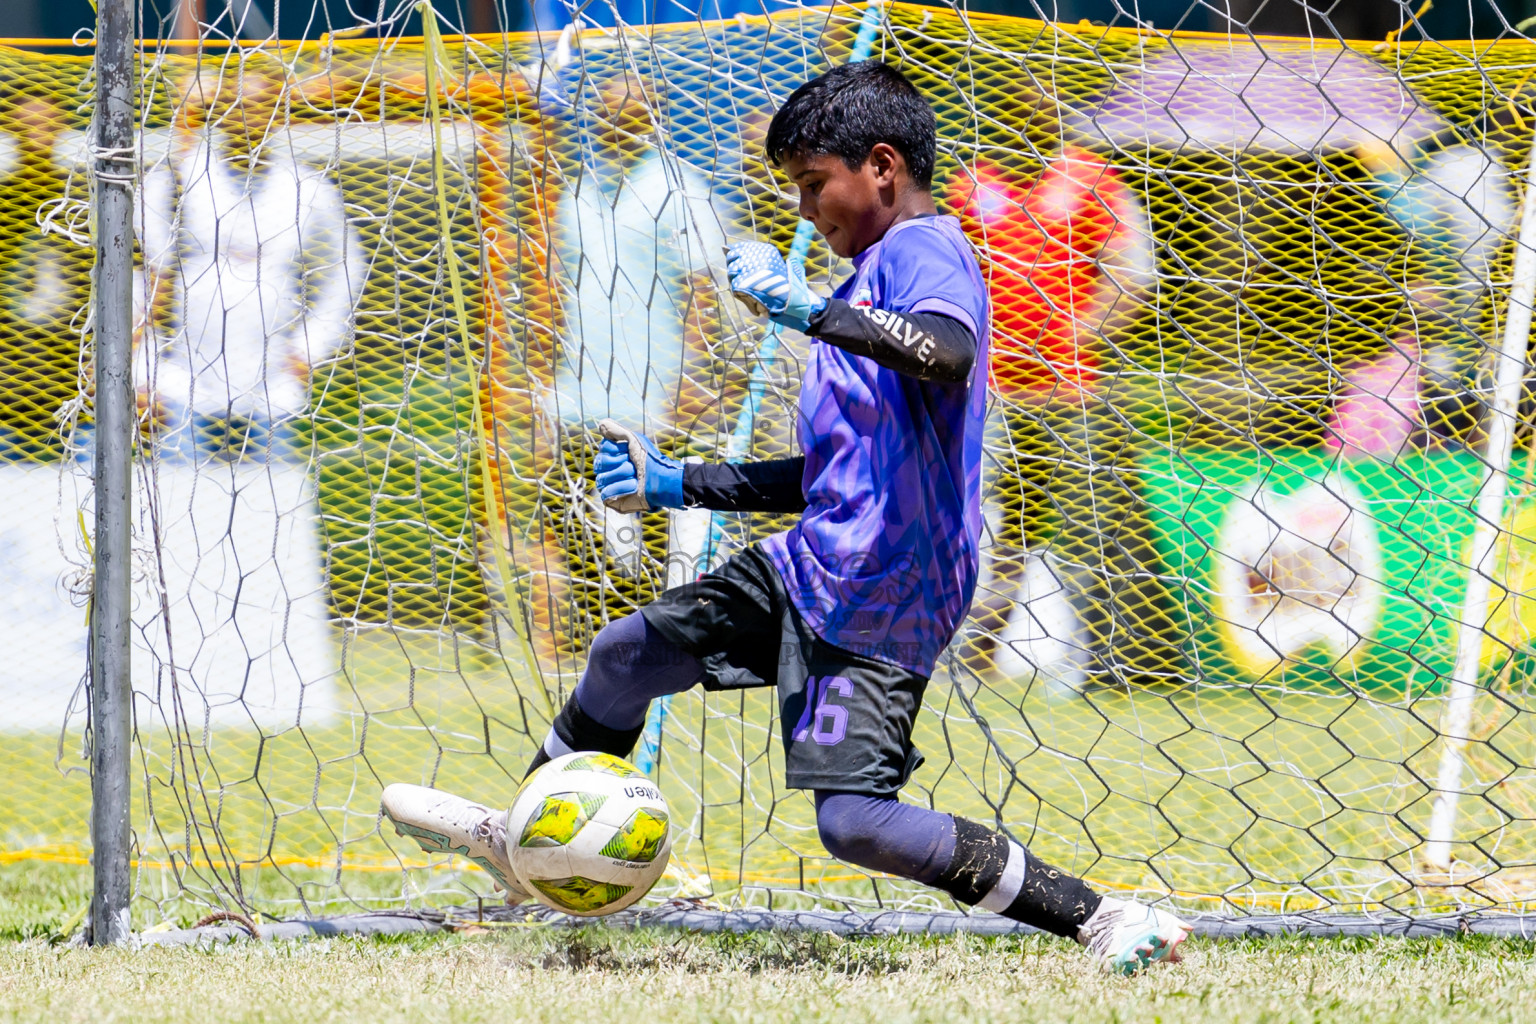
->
[725, 241, 827, 334]
[594, 419, 685, 513]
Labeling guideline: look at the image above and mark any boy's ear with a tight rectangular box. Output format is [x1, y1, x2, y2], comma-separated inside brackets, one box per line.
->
[867, 142, 905, 187]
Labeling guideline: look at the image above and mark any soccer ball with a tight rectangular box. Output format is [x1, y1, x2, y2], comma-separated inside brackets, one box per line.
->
[506, 751, 673, 916]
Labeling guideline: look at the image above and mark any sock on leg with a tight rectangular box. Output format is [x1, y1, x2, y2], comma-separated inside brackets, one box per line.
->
[932, 818, 1102, 938]
[809, 794, 1099, 936]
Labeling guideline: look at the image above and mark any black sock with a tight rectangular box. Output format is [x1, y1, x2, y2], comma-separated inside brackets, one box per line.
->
[522, 695, 646, 780]
[522, 745, 553, 780]
[932, 818, 1102, 938]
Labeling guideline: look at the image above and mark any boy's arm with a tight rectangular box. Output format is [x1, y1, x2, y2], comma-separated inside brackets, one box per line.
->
[727, 241, 977, 383]
[806, 299, 976, 383]
[595, 420, 804, 514]
[683, 458, 806, 513]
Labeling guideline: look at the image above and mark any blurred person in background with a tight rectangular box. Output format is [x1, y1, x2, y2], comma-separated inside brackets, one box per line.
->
[138, 58, 363, 457]
[1327, 138, 1516, 458]
[944, 146, 1162, 688]
[550, 74, 727, 439]
[546, 73, 729, 584]
[133, 56, 364, 727]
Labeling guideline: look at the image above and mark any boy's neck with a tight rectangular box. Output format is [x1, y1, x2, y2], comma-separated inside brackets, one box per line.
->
[889, 187, 938, 226]
[865, 187, 937, 250]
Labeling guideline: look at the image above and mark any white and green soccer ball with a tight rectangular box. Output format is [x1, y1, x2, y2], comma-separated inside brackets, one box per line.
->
[507, 751, 673, 916]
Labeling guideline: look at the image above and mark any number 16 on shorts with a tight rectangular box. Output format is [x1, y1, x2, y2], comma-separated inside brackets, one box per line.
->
[791, 675, 852, 746]
[777, 647, 926, 794]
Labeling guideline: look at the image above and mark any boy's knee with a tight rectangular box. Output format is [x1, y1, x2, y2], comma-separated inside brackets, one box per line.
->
[586, 622, 638, 677]
[814, 791, 958, 884]
[585, 611, 673, 683]
[815, 794, 883, 870]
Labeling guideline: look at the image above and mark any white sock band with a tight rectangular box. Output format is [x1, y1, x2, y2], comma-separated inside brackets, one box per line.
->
[976, 840, 1026, 912]
[542, 728, 575, 760]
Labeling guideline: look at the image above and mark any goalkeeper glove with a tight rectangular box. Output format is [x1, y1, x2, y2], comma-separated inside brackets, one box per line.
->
[726, 241, 827, 334]
[594, 419, 685, 513]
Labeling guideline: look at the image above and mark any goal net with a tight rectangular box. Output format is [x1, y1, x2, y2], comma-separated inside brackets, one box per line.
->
[5, 1, 1536, 926]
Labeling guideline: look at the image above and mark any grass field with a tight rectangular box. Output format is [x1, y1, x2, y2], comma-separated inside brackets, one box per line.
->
[4, 862, 1536, 1024]
[6, 920, 1536, 1023]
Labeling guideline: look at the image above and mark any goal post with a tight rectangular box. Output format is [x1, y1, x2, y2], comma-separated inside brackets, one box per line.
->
[1426, 110, 1536, 874]
[18, 2, 1536, 931]
[87, 0, 136, 948]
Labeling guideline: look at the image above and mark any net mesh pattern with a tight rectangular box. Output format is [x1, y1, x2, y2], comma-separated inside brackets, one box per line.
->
[4, 3, 1536, 922]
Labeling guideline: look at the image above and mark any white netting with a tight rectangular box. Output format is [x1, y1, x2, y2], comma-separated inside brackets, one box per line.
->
[4, 1, 1536, 924]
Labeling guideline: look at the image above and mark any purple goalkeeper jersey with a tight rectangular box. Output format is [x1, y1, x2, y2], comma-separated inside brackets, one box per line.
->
[761, 215, 990, 676]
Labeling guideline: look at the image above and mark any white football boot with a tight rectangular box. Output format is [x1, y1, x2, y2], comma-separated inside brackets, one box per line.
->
[381, 784, 531, 905]
[1077, 896, 1193, 975]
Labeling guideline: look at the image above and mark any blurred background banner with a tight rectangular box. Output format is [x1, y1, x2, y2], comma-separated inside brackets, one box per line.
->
[6, 0, 1536, 926]
[2, 0, 1532, 47]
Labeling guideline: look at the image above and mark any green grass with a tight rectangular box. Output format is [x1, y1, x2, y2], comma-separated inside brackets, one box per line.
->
[4, 926, 1536, 1024]
[0, 862, 89, 943]
[4, 863, 1536, 1023]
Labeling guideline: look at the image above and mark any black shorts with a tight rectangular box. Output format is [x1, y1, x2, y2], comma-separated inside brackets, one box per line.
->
[641, 544, 927, 796]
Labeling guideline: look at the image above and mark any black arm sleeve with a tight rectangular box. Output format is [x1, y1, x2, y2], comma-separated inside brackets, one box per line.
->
[682, 457, 807, 513]
[806, 299, 978, 383]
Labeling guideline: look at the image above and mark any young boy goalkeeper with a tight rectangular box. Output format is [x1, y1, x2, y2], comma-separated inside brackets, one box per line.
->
[383, 60, 1191, 974]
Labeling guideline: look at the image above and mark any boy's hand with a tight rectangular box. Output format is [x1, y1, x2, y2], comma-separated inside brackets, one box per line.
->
[726, 241, 827, 333]
[595, 419, 685, 513]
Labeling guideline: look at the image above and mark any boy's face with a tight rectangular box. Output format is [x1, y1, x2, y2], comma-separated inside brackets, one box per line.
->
[783, 144, 902, 259]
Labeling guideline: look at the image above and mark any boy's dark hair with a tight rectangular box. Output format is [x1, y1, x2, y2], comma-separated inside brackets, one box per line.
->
[765, 60, 936, 189]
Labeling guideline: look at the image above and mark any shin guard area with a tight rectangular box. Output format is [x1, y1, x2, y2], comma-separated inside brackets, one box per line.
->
[932, 818, 1012, 905]
[936, 819, 1101, 938]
